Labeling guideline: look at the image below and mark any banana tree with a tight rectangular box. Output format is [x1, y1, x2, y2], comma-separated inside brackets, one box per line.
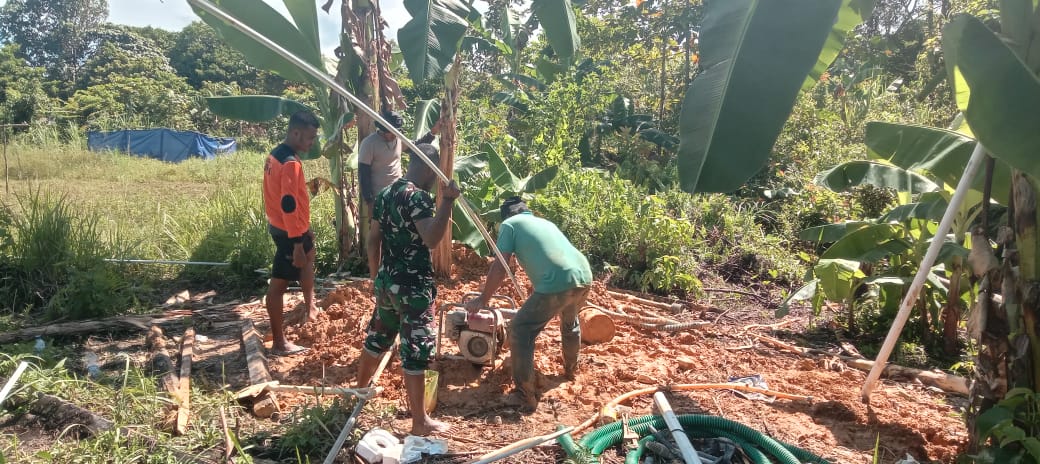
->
[396, 0, 580, 275]
[676, 0, 1040, 456]
[940, 6, 1040, 458]
[786, 158, 974, 340]
[578, 94, 679, 171]
[334, 0, 408, 256]
[451, 143, 559, 254]
[676, 0, 875, 193]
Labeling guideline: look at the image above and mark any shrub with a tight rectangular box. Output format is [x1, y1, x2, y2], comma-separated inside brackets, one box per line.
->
[531, 169, 802, 294]
[0, 191, 136, 319]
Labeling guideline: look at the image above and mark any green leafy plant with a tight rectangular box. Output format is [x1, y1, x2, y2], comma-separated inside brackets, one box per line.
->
[639, 255, 703, 297]
[447, 141, 560, 254]
[273, 397, 352, 460]
[968, 388, 1040, 463]
[677, 0, 873, 193]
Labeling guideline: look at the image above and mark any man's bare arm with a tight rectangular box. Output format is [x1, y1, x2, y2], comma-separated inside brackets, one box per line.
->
[414, 181, 461, 248]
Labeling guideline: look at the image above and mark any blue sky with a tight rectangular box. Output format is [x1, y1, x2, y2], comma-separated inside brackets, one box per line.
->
[0, 0, 412, 54]
[110, 0, 412, 53]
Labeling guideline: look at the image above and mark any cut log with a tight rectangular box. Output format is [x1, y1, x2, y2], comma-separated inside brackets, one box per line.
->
[22, 391, 113, 437]
[0, 313, 187, 344]
[750, 333, 969, 395]
[240, 320, 278, 418]
[146, 326, 181, 401]
[175, 327, 194, 436]
[578, 308, 616, 344]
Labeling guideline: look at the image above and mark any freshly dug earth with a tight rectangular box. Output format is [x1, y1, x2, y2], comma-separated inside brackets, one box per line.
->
[261, 248, 967, 463]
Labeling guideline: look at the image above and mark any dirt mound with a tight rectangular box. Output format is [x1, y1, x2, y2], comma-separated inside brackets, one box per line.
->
[264, 246, 966, 463]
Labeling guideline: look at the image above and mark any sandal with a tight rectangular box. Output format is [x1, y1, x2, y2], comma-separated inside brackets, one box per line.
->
[271, 345, 310, 357]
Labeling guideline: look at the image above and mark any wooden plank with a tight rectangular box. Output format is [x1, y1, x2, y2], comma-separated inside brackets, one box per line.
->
[239, 320, 278, 418]
[175, 327, 194, 436]
[146, 326, 181, 401]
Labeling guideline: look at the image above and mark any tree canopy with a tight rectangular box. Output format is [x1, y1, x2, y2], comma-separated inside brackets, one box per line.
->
[0, 0, 109, 84]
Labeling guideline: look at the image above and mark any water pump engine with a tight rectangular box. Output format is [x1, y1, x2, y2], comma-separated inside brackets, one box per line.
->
[438, 294, 517, 365]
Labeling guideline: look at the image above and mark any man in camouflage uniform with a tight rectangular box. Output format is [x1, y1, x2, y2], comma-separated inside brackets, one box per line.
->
[355, 143, 459, 436]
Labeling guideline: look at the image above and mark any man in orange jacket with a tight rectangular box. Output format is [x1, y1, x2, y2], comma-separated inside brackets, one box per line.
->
[262, 111, 320, 356]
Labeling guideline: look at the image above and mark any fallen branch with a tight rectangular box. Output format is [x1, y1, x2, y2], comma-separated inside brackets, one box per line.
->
[5, 392, 216, 463]
[749, 333, 968, 395]
[146, 326, 180, 402]
[240, 320, 278, 419]
[235, 381, 379, 400]
[175, 327, 195, 436]
[738, 319, 796, 335]
[607, 290, 684, 313]
[466, 427, 574, 464]
[14, 391, 113, 437]
[703, 287, 762, 298]
[0, 314, 187, 344]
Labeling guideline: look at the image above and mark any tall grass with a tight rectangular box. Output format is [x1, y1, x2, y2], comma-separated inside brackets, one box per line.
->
[0, 352, 244, 463]
[0, 142, 339, 318]
[0, 190, 137, 319]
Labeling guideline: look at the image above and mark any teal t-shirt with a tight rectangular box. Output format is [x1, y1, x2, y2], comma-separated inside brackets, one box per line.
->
[496, 212, 592, 294]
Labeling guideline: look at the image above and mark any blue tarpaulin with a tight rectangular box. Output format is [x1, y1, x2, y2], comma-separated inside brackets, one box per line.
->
[87, 128, 237, 163]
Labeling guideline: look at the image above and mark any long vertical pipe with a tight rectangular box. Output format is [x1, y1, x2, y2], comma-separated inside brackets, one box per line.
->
[653, 391, 703, 464]
[860, 142, 988, 401]
[186, 0, 525, 298]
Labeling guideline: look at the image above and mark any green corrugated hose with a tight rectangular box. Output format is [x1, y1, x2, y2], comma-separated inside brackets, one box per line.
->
[560, 414, 830, 464]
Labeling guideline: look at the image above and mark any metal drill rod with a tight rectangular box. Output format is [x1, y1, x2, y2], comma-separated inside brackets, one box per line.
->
[187, 0, 526, 298]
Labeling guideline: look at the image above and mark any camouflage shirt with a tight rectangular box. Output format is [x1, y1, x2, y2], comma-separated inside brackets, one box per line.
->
[373, 178, 436, 292]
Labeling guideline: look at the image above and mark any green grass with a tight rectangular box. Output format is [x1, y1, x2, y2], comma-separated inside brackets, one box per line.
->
[0, 350, 253, 463]
[0, 141, 340, 316]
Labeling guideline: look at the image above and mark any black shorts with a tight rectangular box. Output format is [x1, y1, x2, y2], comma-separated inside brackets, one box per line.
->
[269, 226, 314, 281]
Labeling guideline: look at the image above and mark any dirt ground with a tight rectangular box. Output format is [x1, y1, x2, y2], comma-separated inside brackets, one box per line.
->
[10, 246, 970, 463]
[265, 247, 967, 463]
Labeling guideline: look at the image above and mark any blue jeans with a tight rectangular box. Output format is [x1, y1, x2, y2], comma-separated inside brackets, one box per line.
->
[509, 286, 590, 393]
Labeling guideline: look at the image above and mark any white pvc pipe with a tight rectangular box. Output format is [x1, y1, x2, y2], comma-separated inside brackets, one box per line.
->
[0, 361, 29, 407]
[187, 0, 525, 298]
[653, 391, 703, 464]
[860, 142, 988, 401]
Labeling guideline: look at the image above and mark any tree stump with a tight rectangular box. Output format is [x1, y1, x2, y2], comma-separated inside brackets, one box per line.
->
[579, 308, 615, 344]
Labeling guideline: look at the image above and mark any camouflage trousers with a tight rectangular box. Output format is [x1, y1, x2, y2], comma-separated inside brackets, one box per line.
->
[363, 283, 437, 375]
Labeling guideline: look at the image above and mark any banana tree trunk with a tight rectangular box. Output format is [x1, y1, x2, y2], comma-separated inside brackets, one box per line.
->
[1010, 171, 1040, 390]
[942, 256, 964, 355]
[432, 63, 462, 278]
[969, 171, 1040, 445]
[347, 0, 381, 260]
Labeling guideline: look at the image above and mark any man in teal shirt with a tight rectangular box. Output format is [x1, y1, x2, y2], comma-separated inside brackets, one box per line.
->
[465, 197, 592, 412]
